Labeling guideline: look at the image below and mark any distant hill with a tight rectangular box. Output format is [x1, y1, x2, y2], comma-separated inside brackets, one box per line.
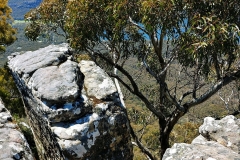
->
[8, 0, 42, 20]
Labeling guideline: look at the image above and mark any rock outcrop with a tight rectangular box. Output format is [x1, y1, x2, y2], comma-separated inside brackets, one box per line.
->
[163, 115, 240, 160]
[8, 43, 133, 160]
[0, 98, 34, 160]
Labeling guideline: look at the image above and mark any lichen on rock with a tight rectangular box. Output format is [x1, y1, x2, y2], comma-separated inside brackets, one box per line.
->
[8, 44, 133, 159]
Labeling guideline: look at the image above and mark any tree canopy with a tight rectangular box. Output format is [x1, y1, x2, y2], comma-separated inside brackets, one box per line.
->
[25, 0, 240, 159]
[0, 0, 16, 51]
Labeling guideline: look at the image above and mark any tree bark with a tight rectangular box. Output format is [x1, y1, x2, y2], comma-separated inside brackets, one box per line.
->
[159, 120, 170, 159]
[159, 110, 186, 159]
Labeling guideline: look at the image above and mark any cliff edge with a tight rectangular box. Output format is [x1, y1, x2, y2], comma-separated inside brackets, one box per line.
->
[8, 43, 133, 160]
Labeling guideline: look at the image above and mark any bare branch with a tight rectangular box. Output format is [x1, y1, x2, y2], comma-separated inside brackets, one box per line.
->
[93, 51, 165, 119]
[218, 90, 234, 112]
[158, 55, 176, 78]
[184, 70, 240, 109]
[128, 118, 156, 160]
[142, 50, 159, 81]
[128, 16, 149, 35]
[109, 72, 165, 119]
[138, 112, 153, 141]
[108, 72, 134, 93]
[163, 83, 186, 112]
[179, 91, 193, 104]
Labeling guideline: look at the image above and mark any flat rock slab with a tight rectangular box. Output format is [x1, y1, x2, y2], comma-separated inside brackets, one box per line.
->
[0, 99, 34, 160]
[8, 43, 69, 76]
[8, 44, 86, 122]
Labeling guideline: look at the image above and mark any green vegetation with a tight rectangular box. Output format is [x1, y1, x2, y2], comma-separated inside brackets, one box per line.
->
[24, 0, 240, 159]
[0, 2, 40, 158]
[0, 65, 24, 118]
[0, 21, 66, 67]
[0, 0, 16, 51]
[18, 122, 40, 160]
[0, 65, 39, 159]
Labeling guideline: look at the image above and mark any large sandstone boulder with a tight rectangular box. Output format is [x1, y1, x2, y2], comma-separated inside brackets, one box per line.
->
[8, 44, 133, 160]
[163, 115, 240, 160]
[0, 98, 34, 160]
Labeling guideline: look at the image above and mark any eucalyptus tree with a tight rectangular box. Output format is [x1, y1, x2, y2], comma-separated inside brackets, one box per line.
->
[24, 0, 68, 40]
[0, 0, 16, 51]
[25, 0, 240, 159]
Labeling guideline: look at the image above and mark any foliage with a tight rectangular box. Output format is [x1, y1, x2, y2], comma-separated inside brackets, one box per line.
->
[178, 1, 240, 78]
[0, 65, 25, 118]
[25, 0, 240, 159]
[74, 53, 92, 62]
[0, 0, 16, 51]
[18, 122, 40, 160]
[170, 122, 200, 145]
[0, 65, 40, 159]
[24, 0, 68, 41]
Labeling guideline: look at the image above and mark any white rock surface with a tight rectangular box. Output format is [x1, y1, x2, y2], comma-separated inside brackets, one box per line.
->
[79, 60, 117, 100]
[163, 141, 239, 160]
[0, 99, 34, 160]
[8, 44, 133, 159]
[8, 43, 69, 76]
[28, 60, 82, 103]
[163, 115, 240, 160]
[199, 115, 240, 152]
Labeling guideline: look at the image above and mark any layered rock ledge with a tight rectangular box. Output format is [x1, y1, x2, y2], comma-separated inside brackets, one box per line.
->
[163, 115, 240, 160]
[0, 98, 34, 160]
[8, 44, 133, 159]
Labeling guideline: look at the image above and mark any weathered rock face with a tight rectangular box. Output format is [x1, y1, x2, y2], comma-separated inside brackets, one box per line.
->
[163, 115, 240, 160]
[0, 98, 34, 160]
[79, 60, 118, 100]
[8, 44, 133, 160]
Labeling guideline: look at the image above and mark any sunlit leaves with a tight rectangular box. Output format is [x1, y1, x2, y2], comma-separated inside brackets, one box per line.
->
[178, 0, 240, 78]
[24, 0, 68, 40]
[65, 0, 107, 49]
[0, 0, 16, 52]
[24, 22, 41, 41]
[139, 0, 181, 36]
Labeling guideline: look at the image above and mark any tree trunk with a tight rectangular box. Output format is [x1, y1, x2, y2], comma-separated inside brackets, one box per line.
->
[159, 120, 170, 160]
[160, 132, 170, 159]
[159, 111, 186, 159]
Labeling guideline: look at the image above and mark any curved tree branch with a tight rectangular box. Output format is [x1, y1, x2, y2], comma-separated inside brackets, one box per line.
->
[184, 70, 240, 109]
[93, 51, 165, 119]
[124, 109, 156, 160]
[108, 72, 165, 119]
[129, 16, 149, 35]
